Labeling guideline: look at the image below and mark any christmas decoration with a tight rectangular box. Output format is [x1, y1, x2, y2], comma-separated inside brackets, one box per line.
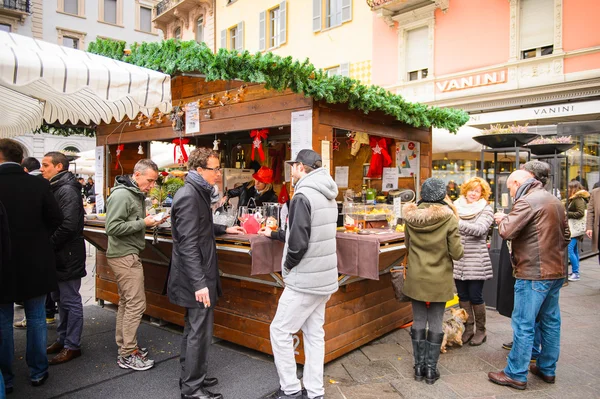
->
[269, 144, 286, 183]
[169, 105, 184, 132]
[278, 183, 290, 204]
[89, 38, 469, 133]
[172, 138, 189, 165]
[114, 144, 124, 170]
[367, 136, 392, 178]
[350, 132, 369, 156]
[250, 129, 269, 161]
[213, 136, 220, 151]
[332, 136, 340, 152]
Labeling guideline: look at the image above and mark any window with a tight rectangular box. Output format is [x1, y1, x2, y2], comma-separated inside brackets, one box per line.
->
[406, 26, 429, 81]
[0, 24, 10, 33]
[221, 22, 244, 50]
[313, 0, 351, 32]
[104, 0, 117, 24]
[519, 0, 554, 59]
[229, 26, 237, 49]
[63, 146, 80, 153]
[63, 36, 79, 49]
[269, 7, 280, 48]
[196, 16, 204, 43]
[174, 27, 181, 40]
[325, 62, 349, 77]
[64, 0, 78, 15]
[99, 0, 122, 26]
[139, 6, 152, 33]
[259, 2, 286, 51]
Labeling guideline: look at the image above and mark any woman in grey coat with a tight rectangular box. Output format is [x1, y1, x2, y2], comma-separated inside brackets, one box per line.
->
[453, 177, 494, 346]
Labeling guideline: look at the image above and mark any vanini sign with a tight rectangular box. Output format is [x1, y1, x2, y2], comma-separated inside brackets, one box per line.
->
[436, 70, 508, 92]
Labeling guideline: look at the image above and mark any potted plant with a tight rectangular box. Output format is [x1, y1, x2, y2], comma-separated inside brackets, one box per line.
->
[472, 124, 539, 148]
[526, 136, 575, 155]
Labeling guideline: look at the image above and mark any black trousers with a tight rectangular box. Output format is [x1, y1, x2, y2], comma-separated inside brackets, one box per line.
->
[180, 306, 214, 395]
[455, 279, 485, 305]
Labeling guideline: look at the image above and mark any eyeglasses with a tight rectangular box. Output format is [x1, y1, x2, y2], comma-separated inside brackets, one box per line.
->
[203, 166, 222, 173]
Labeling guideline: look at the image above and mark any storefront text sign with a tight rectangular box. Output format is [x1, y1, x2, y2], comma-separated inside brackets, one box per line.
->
[436, 70, 507, 93]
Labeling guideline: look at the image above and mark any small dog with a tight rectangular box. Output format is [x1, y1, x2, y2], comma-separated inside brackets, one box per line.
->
[440, 307, 469, 353]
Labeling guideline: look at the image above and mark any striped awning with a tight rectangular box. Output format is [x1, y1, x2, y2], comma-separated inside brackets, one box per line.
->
[0, 32, 172, 138]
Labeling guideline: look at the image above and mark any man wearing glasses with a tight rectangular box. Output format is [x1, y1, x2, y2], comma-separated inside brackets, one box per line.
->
[168, 148, 243, 399]
[105, 159, 163, 371]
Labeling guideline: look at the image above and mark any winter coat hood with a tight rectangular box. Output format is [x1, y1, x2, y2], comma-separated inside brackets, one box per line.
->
[569, 190, 590, 201]
[112, 175, 144, 197]
[403, 202, 455, 233]
[295, 168, 338, 201]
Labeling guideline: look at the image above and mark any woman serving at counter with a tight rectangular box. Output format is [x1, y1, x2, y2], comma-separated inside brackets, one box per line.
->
[220, 166, 278, 209]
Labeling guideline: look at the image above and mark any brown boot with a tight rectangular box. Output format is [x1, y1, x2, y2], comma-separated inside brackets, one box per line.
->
[459, 301, 474, 344]
[46, 342, 64, 354]
[470, 303, 487, 346]
[49, 348, 82, 365]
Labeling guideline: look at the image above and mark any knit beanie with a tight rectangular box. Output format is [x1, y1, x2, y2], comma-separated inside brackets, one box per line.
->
[420, 177, 447, 203]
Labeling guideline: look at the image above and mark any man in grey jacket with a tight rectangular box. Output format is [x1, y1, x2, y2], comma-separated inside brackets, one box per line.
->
[259, 149, 339, 399]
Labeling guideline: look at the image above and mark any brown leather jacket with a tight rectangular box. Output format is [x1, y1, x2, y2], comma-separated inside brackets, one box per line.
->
[498, 180, 569, 280]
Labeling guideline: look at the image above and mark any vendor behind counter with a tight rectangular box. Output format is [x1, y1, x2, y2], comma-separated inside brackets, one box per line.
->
[222, 166, 278, 208]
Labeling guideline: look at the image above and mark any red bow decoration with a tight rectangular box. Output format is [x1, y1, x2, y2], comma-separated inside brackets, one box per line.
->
[114, 144, 124, 170]
[250, 129, 269, 161]
[278, 183, 289, 204]
[172, 138, 189, 164]
[367, 136, 392, 178]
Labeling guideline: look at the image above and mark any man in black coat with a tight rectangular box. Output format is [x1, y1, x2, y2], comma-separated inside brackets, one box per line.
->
[40, 152, 87, 365]
[0, 139, 63, 392]
[168, 148, 243, 399]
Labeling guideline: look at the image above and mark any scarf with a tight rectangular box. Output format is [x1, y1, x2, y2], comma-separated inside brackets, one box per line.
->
[515, 178, 536, 201]
[188, 170, 220, 204]
[454, 197, 487, 219]
[50, 171, 69, 185]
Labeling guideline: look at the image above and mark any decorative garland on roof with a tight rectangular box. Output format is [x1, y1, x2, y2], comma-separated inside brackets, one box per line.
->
[88, 39, 469, 133]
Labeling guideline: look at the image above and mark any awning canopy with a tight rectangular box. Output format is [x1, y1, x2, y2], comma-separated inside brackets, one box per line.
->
[432, 126, 482, 154]
[0, 32, 172, 138]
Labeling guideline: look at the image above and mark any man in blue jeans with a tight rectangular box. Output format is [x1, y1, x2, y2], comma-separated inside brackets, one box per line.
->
[489, 170, 569, 390]
[0, 139, 63, 394]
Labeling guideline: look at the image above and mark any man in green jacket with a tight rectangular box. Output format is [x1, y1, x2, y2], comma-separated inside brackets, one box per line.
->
[105, 159, 162, 372]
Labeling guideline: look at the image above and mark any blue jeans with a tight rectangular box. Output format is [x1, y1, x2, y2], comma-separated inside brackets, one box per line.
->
[0, 370, 5, 399]
[568, 238, 580, 274]
[505, 279, 563, 382]
[0, 296, 48, 388]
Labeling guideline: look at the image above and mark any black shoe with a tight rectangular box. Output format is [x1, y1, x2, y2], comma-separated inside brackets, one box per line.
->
[203, 377, 218, 388]
[425, 331, 444, 385]
[181, 388, 223, 399]
[264, 388, 303, 399]
[502, 341, 513, 350]
[31, 372, 49, 387]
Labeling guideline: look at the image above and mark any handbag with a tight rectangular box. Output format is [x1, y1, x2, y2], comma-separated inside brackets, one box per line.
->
[568, 210, 586, 238]
[390, 257, 410, 303]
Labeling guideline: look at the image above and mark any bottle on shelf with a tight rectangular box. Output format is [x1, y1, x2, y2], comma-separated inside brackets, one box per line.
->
[235, 150, 242, 169]
[361, 184, 367, 204]
[241, 149, 246, 169]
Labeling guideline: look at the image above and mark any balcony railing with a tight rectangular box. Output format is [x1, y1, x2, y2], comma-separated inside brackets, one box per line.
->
[366, 0, 393, 8]
[155, 0, 181, 17]
[0, 0, 30, 13]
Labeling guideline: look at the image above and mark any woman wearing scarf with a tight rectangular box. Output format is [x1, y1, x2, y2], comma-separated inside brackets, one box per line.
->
[453, 177, 494, 346]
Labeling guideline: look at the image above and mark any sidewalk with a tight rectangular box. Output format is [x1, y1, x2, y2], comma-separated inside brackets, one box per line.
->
[7, 252, 600, 398]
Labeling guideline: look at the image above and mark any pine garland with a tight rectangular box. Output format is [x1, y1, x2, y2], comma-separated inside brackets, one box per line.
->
[88, 39, 469, 133]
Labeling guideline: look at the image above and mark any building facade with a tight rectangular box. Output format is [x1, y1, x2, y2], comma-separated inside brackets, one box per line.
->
[0, 0, 163, 159]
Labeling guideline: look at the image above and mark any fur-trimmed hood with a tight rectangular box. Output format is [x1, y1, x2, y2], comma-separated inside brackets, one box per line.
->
[403, 202, 455, 232]
[569, 189, 590, 201]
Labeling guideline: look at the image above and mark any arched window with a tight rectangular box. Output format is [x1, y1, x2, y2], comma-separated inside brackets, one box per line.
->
[196, 16, 204, 43]
[63, 146, 80, 153]
[174, 27, 181, 40]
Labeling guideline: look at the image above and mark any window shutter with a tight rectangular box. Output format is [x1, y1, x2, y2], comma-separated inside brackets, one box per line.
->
[519, 0, 554, 50]
[406, 26, 429, 73]
[312, 0, 321, 32]
[340, 62, 350, 77]
[259, 11, 266, 51]
[341, 0, 351, 23]
[220, 29, 227, 49]
[279, 1, 287, 46]
[334, 0, 342, 26]
[236, 21, 244, 51]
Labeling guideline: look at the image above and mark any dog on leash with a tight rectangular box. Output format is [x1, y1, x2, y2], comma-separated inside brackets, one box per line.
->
[440, 307, 469, 353]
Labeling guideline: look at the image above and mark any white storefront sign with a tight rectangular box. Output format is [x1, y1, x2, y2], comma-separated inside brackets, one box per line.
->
[467, 100, 600, 126]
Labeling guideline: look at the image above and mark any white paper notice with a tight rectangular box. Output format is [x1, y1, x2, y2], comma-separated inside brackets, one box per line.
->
[94, 146, 105, 213]
[321, 140, 331, 173]
[291, 110, 312, 160]
[382, 167, 399, 190]
[393, 196, 402, 219]
[335, 166, 349, 188]
[284, 162, 291, 183]
[185, 102, 200, 134]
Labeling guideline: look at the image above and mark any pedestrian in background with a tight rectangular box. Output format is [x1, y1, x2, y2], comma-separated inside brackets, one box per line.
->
[0, 139, 63, 392]
[40, 152, 87, 365]
[402, 177, 464, 385]
[105, 159, 162, 371]
[168, 148, 244, 399]
[452, 177, 494, 346]
[0, 198, 10, 399]
[21, 157, 42, 176]
[566, 180, 588, 281]
[489, 170, 569, 390]
[586, 186, 600, 264]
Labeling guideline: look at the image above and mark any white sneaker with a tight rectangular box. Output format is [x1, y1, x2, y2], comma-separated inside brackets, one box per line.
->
[568, 273, 580, 281]
[117, 350, 154, 371]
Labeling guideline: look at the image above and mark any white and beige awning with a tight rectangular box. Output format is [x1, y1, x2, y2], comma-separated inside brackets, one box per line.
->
[0, 32, 172, 138]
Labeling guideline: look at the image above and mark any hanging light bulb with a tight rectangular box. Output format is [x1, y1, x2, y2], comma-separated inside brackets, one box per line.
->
[138, 143, 144, 155]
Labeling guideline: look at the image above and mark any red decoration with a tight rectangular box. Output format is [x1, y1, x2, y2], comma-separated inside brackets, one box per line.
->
[278, 183, 289, 204]
[250, 129, 269, 161]
[346, 136, 355, 149]
[269, 144, 285, 184]
[367, 136, 392, 178]
[114, 144, 124, 170]
[172, 138, 189, 164]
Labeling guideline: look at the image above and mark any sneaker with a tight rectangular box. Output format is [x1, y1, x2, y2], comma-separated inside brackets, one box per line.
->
[13, 317, 26, 329]
[568, 273, 580, 281]
[117, 346, 148, 359]
[502, 341, 513, 350]
[46, 317, 56, 325]
[117, 350, 154, 371]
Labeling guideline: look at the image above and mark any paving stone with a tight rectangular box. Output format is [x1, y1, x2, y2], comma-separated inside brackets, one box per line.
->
[323, 384, 346, 399]
[343, 359, 402, 384]
[441, 371, 512, 397]
[390, 377, 461, 399]
[361, 343, 410, 361]
[493, 391, 551, 399]
[388, 357, 451, 379]
[324, 358, 354, 384]
[339, 382, 401, 398]
[439, 353, 498, 374]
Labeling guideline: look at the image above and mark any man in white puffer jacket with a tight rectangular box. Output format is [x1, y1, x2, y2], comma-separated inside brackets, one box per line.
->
[259, 149, 338, 399]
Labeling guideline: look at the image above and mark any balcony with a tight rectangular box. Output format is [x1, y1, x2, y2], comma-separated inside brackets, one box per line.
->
[154, 0, 211, 36]
[0, 0, 30, 22]
[367, 0, 448, 26]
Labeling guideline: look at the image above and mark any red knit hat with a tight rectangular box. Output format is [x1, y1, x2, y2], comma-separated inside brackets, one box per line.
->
[252, 166, 274, 184]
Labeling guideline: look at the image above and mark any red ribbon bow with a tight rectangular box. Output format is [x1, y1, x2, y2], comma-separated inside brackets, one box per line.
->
[114, 144, 124, 170]
[250, 129, 269, 161]
[172, 138, 190, 164]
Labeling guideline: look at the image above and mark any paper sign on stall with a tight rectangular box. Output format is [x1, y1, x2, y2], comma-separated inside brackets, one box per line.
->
[284, 162, 291, 183]
[185, 102, 200, 134]
[382, 167, 398, 190]
[393, 196, 402, 219]
[94, 146, 105, 213]
[335, 166, 349, 188]
[321, 140, 331, 173]
[291, 110, 312, 160]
